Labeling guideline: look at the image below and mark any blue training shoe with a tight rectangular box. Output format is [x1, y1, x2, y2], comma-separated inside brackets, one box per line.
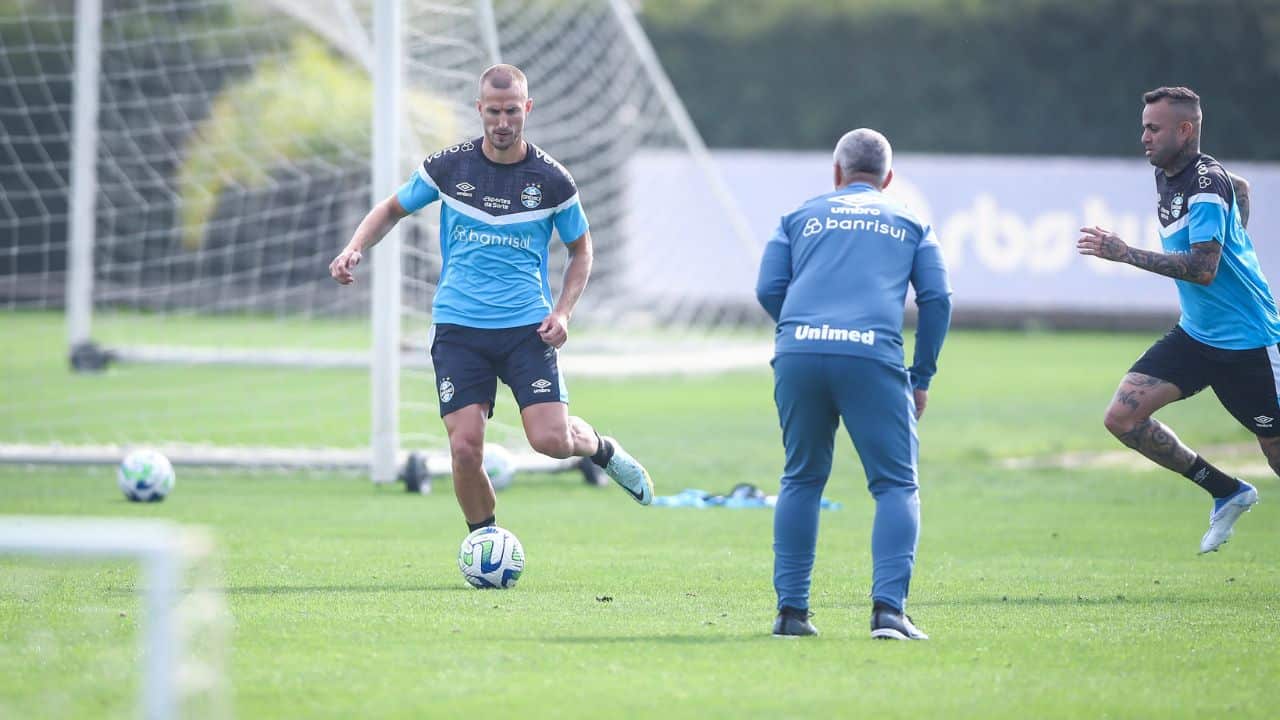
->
[602, 436, 653, 506]
[1199, 481, 1259, 554]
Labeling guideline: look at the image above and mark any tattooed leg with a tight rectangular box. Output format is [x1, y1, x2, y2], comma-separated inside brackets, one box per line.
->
[1102, 373, 1193, 473]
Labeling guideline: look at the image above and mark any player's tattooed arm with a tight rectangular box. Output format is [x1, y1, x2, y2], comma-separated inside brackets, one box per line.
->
[1076, 226, 1220, 285]
[1228, 171, 1251, 228]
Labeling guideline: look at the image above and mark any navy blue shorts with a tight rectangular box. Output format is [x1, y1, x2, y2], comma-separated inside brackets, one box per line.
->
[429, 323, 566, 418]
[1130, 325, 1280, 436]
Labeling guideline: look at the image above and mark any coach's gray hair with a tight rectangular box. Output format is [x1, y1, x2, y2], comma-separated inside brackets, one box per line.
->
[833, 128, 892, 184]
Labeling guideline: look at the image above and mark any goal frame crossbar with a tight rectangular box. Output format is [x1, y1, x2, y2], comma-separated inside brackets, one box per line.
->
[0, 516, 217, 720]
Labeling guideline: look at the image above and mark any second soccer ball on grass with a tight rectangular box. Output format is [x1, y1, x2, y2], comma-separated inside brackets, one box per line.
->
[117, 448, 176, 503]
[483, 443, 516, 491]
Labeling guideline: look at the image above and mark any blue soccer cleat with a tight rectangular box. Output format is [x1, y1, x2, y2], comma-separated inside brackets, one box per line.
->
[602, 436, 653, 506]
[1199, 481, 1259, 554]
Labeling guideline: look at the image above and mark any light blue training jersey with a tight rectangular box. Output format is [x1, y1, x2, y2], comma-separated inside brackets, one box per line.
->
[396, 138, 589, 329]
[1155, 153, 1280, 349]
[755, 182, 952, 390]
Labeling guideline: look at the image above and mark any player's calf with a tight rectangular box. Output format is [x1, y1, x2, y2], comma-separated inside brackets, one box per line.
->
[1257, 435, 1280, 478]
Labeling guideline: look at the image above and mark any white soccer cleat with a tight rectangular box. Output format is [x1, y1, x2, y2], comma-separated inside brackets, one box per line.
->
[602, 436, 653, 506]
[1199, 482, 1259, 554]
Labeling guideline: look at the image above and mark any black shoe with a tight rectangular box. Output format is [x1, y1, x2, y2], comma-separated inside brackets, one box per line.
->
[577, 456, 608, 487]
[772, 606, 818, 637]
[870, 602, 928, 640]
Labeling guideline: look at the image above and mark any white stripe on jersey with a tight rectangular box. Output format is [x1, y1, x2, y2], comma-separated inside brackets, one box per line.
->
[438, 193, 573, 227]
[1188, 193, 1228, 209]
[1158, 214, 1190, 238]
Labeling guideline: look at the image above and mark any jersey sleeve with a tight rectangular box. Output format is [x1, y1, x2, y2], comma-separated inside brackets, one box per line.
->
[395, 166, 440, 214]
[908, 226, 953, 390]
[1186, 164, 1232, 245]
[552, 194, 590, 243]
[755, 220, 793, 322]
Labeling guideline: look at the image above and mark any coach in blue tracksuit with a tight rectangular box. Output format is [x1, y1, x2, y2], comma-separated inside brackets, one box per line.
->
[756, 128, 952, 640]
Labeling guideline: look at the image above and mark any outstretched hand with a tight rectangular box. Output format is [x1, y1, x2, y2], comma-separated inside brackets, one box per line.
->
[329, 248, 362, 285]
[538, 311, 569, 349]
[1076, 226, 1129, 262]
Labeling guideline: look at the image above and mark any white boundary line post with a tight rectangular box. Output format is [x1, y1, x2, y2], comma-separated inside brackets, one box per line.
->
[371, 0, 404, 483]
[66, 0, 102, 355]
[474, 0, 502, 64]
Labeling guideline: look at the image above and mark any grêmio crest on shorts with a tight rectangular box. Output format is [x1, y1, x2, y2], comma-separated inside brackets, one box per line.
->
[396, 138, 590, 329]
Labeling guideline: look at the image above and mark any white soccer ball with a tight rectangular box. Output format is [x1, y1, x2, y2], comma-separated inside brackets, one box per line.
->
[117, 449, 175, 503]
[483, 443, 517, 491]
[458, 526, 524, 589]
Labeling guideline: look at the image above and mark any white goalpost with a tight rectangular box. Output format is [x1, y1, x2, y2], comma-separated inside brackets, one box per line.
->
[0, 516, 228, 720]
[0, 0, 764, 480]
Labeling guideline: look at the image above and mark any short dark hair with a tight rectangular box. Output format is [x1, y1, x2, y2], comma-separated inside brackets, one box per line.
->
[479, 64, 528, 94]
[1143, 86, 1200, 109]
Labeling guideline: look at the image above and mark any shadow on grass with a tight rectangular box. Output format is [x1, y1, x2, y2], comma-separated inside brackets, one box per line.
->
[222, 584, 471, 595]
[540, 633, 762, 645]
[914, 594, 1233, 608]
[97, 584, 472, 596]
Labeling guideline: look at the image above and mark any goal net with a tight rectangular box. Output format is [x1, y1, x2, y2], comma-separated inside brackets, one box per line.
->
[0, 0, 762, 477]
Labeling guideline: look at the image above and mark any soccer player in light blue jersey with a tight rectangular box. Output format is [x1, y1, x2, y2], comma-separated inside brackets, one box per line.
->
[330, 64, 653, 532]
[1078, 86, 1272, 554]
[756, 128, 952, 640]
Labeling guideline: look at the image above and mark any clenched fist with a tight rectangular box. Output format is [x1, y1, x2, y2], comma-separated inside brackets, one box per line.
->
[329, 248, 362, 285]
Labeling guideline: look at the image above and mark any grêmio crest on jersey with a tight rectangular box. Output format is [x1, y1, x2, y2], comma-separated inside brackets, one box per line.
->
[1155, 153, 1231, 228]
[419, 137, 578, 219]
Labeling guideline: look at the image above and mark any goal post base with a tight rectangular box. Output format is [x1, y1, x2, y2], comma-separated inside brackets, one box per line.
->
[69, 340, 113, 373]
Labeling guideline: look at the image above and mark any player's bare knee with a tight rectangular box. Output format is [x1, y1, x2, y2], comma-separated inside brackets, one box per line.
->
[1102, 404, 1139, 438]
[449, 438, 485, 473]
[528, 429, 573, 459]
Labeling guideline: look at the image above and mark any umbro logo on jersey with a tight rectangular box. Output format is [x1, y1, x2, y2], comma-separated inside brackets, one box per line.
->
[828, 195, 882, 216]
[829, 193, 875, 207]
[531, 378, 552, 394]
[456, 182, 475, 192]
[1255, 415, 1274, 428]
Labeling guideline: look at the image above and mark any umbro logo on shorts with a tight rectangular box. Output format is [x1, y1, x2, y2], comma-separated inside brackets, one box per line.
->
[1255, 415, 1274, 428]
[531, 378, 552, 394]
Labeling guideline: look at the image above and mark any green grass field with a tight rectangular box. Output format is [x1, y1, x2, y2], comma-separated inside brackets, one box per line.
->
[2, 312, 1278, 718]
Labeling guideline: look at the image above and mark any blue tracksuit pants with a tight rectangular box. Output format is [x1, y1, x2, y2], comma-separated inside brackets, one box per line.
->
[772, 353, 921, 612]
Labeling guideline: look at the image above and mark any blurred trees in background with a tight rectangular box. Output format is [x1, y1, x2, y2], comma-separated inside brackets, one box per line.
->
[640, 0, 1280, 157]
